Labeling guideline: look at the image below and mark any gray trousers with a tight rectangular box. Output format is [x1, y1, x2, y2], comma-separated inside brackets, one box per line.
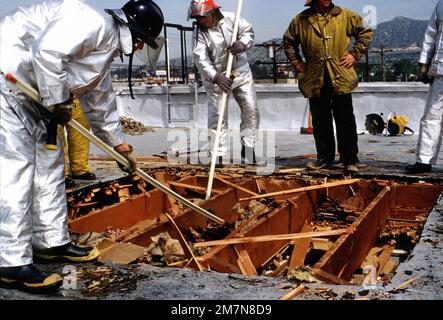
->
[207, 79, 260, 157]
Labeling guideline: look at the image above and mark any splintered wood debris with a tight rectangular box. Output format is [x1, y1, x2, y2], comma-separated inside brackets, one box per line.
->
[120, 116, 155, 135]
[139, 232, 186, 266]
[71, 226, 127, 247]
[67, 175, 148, 220]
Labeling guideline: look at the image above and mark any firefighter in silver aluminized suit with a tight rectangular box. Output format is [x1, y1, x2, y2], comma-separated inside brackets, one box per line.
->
[189, 0, 260, 165]
[0, 0, 164, 293]
[406, 0, 443, 174]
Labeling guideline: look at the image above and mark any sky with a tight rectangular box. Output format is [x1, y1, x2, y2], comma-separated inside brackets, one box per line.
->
[0, 0, 438, 42]
[0, 0, 438, 58]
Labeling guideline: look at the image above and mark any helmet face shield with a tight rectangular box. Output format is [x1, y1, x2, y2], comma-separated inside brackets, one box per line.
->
[188, 0, 221, 19]
[134, 36, 165, 69]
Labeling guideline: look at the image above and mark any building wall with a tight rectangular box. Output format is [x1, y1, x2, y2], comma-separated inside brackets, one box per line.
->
[116, 82, 429, 132]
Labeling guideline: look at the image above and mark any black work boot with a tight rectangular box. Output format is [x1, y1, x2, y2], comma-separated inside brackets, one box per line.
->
[405, 162, 432, 174]
[65, 177, 75, 189]
[215, 156, 224, 168]
[241, 146, 257, 164]
[0, 264, 63, 293]
[345, 163, 359, 174]
[306, 159, 332, 170]
[72, 172, 96, 180]
[33, 243, 100, 263]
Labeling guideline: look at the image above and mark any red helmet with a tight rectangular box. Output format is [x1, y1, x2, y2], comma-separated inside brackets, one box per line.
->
[188, 0, 221, 19]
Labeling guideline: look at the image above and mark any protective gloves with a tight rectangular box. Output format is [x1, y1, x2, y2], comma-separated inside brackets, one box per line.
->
[213, 74, 233, 92]
[53, 100, 74, 126]
[419, 63, 433, 84]
[229, 41, 247, 55]
[114, 143, 137, 174]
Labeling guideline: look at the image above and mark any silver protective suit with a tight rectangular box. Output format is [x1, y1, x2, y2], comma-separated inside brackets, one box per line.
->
[0, 0, 130, 267]
[416, 0, 443, 165]
[193, 11, 260, 157]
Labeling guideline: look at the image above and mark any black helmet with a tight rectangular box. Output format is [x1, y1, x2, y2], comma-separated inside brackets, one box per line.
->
[107, 0, 164, 50]
[106, 0, 164, 100]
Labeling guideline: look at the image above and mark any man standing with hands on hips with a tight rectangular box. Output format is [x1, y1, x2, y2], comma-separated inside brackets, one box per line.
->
[283, 0, 372, 174]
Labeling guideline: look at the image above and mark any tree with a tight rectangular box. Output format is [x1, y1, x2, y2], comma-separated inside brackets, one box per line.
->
[392, 59, 417, 81]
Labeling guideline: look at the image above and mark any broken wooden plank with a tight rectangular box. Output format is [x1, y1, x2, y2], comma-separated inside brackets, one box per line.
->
[393, 276, 419, 291]
[193, 229, 347, 248]
[310, 268, 350, 285]
[169, 181, 222, 195]
[277, 168, 304, 174]
[165, 213, 204, 272]
[380, 259, 396, 275]
[270, 260, 289, 277]
[376, 246, 395, 276]
[202, 256, 240, 274]
[280, 284, 305, 300]
[73, 202, 99, 208]
[97, 239, 145, 264]
[118, 218, 157, 242]
[289, 221, 312, 269]
[215, 176, 259, 196]
[311, 238, 333, 251]
[239, 179, 361, 201]
[259, 243, 289, 270]
[234, 246, 258, 276]
[155, 172, 180, 216]
[255, 178, 263, 194]
[362, 247, 384, 267]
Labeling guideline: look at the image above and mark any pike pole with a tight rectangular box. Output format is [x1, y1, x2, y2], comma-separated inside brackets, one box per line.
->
[205, 0, 244, 200]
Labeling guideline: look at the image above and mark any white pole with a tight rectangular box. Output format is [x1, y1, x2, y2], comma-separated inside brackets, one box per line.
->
[205, 0, 244, 200]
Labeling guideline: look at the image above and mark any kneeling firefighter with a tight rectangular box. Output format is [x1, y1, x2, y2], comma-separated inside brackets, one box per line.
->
[0, 0, 164, 293]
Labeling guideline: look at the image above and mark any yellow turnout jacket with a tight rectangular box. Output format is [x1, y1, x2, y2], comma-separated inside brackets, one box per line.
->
[283, 5, 372, 98]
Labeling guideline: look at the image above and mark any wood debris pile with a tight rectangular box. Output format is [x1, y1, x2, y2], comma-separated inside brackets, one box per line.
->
[287, 266, 322, 283]
[120, 116, 155, 135]
[380, 225, 421, 247]
[67, 175, 148, 219]
[71, 226, 127, 248]
[232, 200, 270, 229]
[138, 232, 186, 266]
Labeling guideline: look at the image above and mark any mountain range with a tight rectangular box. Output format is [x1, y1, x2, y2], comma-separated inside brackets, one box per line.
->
[157, 16, 430, 67]
[371, 16, 428, 50]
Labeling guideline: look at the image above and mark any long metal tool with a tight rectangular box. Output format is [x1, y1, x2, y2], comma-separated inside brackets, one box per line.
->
[206, 0, 244, 200]
[3, 72, 224, 225]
